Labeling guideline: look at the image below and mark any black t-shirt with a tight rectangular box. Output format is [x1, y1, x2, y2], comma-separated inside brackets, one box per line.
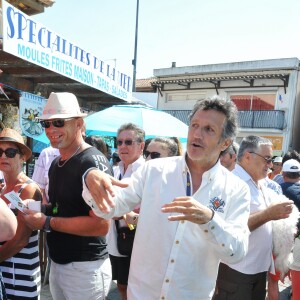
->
[47, 146, 112, 264]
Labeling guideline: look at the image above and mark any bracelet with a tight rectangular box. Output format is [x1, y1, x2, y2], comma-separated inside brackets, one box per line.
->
[210, 209, 215, 221]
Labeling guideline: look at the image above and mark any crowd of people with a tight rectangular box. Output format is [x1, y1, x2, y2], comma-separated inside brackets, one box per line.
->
[0, 92, 299, 300]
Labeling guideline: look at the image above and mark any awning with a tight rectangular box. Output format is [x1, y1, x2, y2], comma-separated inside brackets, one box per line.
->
[0, 0, 132, 111]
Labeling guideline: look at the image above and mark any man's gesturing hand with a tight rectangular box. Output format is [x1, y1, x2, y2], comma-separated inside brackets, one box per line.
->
[161, 196, 214, 224]
[85, 169, 128, 213]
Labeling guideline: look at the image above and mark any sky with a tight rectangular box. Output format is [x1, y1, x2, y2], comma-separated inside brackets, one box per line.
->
[33, 0, 300, 79]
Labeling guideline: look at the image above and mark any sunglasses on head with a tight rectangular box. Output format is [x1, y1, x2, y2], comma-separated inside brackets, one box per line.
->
[144, 151, 161, 159]
[117, 140, 138, 146]
[0, 148, 20, 158]
[40, 118, 75, 128]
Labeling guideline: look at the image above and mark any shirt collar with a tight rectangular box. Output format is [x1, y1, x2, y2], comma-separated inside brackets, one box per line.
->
[119, 155, 145, 176]
[234, 164, 260, 189]
[182, 152, 222, 182]
[233, 164, 252, 182]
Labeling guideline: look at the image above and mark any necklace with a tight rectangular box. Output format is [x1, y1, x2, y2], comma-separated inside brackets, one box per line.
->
[57, 143, 83, 168]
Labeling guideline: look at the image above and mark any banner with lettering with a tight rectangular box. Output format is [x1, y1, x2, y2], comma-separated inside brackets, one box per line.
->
[1, 0, 132, 101]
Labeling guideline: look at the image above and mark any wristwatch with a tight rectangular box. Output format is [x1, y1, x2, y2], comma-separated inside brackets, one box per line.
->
[43, 216, 53, 233]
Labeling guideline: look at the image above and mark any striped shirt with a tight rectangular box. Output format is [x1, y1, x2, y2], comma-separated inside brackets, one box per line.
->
[0, 181, 41, 299]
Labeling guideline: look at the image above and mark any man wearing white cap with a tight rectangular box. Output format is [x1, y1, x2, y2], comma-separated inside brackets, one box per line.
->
[280, 159, 300, 211]
[24, 92, 112, 300]
[280, 159, 300, 299]
[268, 156, 283, 180]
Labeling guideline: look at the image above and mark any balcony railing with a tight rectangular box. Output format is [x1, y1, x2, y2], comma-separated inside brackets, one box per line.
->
[238, 110, 286, 130]
[164, 110, 286, 130]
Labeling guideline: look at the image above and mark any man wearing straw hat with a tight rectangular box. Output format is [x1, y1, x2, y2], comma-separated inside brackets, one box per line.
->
[24, 92, 112, 300]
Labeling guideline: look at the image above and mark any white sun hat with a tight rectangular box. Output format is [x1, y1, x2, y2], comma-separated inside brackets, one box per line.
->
[37, 92, 87, 120]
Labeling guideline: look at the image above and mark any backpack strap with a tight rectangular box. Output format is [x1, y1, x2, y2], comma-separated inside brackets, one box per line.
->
[115, 220, 121, 233]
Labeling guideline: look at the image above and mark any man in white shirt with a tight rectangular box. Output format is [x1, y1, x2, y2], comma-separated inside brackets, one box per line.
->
[214, 135, 294, 300]
[32, 146, 60, 203]
[83, 97, 252, 300]
[108, 123, 145, 300]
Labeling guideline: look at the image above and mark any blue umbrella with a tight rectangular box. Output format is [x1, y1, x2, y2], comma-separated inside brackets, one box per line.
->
[85, 105, 188, 141]
[32, 132, 50, 153]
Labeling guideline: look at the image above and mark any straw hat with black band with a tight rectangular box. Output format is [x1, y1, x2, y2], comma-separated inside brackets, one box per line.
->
[0, 128, 32, 161]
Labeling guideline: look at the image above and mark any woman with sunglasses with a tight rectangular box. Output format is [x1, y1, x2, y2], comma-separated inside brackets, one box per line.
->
[144, 137, 181, 161]
[0, 128, 42, 300]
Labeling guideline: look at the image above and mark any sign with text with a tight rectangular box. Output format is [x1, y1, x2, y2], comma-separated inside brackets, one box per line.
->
[1, 0, 132, 101]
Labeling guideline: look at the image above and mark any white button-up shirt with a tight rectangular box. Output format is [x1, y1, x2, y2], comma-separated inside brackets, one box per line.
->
[32, 146, 60, 201]
[83, 155, 250, 300]
[228, 164, 273, 274]
[107, 156, 145, 257]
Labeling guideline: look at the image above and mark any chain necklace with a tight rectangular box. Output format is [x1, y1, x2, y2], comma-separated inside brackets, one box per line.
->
[57, 143, 83, 168]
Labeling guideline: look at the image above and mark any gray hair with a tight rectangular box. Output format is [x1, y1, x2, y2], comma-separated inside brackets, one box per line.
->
[189, 96, 239, 141]
[117, 123, 145, 142]
[220, 141, 240, 158]
[150, 137, 179, 156]
[237, 135, 272, 162]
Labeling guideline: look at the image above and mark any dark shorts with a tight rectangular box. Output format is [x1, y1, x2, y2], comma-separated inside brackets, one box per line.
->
[109, 254, 131, 285]
[214, 262, 267, 300]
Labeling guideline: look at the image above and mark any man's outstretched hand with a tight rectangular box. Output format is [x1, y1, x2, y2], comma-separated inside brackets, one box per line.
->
[85, 169, 128, 213]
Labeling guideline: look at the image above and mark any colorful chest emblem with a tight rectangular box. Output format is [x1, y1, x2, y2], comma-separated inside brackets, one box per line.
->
[209, 196, 225, 212]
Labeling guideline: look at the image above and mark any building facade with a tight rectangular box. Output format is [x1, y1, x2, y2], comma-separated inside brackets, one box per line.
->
[153, 58, 300, 155]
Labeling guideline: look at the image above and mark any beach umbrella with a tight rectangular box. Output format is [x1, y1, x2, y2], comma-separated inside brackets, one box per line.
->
[32, 132, 50, 153]
[85, 105, 188, 141]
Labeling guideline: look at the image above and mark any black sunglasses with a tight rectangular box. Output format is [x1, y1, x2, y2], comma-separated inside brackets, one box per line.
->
[144, 151, 161, 159]
[0, 148, 20, 158]
[40, 118, 75, 128]
[249, 152, 273, 164]
[117, 140, 139, 146]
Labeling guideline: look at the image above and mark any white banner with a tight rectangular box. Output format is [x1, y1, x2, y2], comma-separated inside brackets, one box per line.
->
[19, 92, 47, 138]
[1, 0, 132, 101]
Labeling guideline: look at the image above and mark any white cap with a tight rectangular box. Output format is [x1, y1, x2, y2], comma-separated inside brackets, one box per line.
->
[273, 156, 283, 163]
[282, 159, 300, 172]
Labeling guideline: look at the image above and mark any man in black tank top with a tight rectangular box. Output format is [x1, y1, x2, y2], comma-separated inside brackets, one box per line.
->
[24, 92, 113, 300]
